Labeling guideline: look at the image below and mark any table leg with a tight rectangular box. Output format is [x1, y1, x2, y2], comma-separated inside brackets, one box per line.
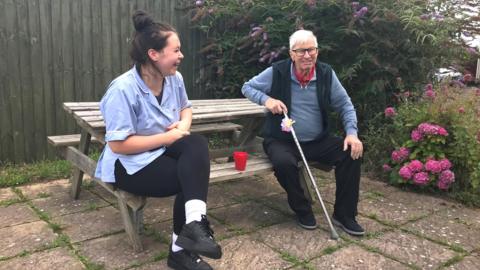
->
[70, 129, 91, 199]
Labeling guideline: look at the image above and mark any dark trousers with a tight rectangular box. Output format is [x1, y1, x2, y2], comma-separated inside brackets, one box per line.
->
[263, 136, 360, 219]
[114, 134, 210, 234]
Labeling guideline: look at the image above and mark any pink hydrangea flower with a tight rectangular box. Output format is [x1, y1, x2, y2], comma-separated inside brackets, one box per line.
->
[399, 165, 413, 180]
[391, 147, 410, 163]
[439, 169, 455, 183]
[437, 127, 448, 136]
[425, 89, 436, 99]
[425, 159, 442, 174]
[408, 160, 423, 172]
[439, 159, 452, 170]
[438, 170, 455, 190]
[425, 84, 433, 91]
[413, 172, 429, 185]
[383, 164, 392, 172]
[384, 107, 396, 117]
[411, 129, 423, 142]
[417, 123, 448, 137]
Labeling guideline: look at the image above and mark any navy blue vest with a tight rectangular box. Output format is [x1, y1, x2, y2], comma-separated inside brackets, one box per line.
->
[262, 59, 333, 141]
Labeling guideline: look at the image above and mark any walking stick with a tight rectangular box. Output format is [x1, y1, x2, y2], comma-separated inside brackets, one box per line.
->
[282, 112, 339, 240]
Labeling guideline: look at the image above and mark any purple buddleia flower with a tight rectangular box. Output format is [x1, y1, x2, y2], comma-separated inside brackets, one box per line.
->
[420, 14, 430, 20]
[354, 6, 368, 18]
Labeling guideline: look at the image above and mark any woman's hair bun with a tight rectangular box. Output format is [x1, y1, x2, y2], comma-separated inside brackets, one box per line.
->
[132, 10, 154, 32]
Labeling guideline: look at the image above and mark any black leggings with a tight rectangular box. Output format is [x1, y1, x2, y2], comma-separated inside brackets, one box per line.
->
[114, 134, 210, 234]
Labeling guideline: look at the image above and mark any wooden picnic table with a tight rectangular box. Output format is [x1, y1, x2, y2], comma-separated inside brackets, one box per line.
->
[49, 98, 280, 252]
[49, 98, 322, 252]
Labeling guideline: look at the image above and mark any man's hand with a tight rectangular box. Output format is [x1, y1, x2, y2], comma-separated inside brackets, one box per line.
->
[343, 134, 363, 160]
[265, 98, 288, 115]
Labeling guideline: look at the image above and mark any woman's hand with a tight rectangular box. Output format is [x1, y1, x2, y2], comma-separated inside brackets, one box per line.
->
[167, 120, 190, 132]
[165, 128, 190, 145]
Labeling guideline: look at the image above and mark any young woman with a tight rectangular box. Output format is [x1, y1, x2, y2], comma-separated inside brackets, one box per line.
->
[95, 10, 221, 270]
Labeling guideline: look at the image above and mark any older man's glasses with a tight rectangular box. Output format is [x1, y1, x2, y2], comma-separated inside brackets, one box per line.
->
[291, 47, 318, 56]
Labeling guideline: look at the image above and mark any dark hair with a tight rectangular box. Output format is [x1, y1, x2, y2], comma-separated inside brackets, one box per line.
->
[129, 10, 176, 64]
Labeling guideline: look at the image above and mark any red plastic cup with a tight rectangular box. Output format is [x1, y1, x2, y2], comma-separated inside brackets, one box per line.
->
[233, 151, 248, 171]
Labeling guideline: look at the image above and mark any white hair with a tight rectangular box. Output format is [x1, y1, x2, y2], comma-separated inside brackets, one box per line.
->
[289, 30, 318, 50]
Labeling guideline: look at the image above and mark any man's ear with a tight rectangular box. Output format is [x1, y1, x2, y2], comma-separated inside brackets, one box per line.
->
[147, 48, 161, 62]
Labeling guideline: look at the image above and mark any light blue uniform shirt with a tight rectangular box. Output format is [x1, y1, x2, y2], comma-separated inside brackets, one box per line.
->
[241, 63, 358, 141]
[95, 66, 192, 183]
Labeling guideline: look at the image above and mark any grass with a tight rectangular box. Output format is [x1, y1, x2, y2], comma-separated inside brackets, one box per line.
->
[0, 159, 71, 188]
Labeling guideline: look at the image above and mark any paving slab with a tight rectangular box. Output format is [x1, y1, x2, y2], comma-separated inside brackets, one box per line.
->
[257, 193, 293, 216]
[76, 232, 167, 270]
[0, 188, 18, 202]
[130, 260, 169, 270]
[305, 245, 409, 270]
[205, 235, 293, 270]
[0, 247, 84, 270]
[436, 206, 480, 231]
[359, 177, 399, 197]
[52, 206, 124, 243]
[0, 203, 39, 228]
[447, 253, 480, 270]
[220, 176, 285, 201]
[358, 197, 431, 226]
[30, 190, 109, 218]
[0, 221, 57, 258]
[363, 231, 458, 269]
[403, 208, 480, 252]
[384, 190, 457, 213]
[205, 184, 239, 209]
[17, 179, 71, 199]
[143, 197, 175, 225]
[208, 201, 288, 232]
[252, 221, 340, 260]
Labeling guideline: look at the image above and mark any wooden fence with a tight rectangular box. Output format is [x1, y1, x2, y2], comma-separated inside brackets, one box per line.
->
[0, 0, 208, 163]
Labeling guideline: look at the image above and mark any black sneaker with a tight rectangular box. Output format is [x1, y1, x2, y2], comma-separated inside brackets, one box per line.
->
[167, 248, 212, 270]
[332, 214, 365, 236]
[176, 215, 222, 259]
[296, 211, 317, 230]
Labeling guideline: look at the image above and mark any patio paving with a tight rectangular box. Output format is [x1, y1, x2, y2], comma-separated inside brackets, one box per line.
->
[0, 171, 478, 270]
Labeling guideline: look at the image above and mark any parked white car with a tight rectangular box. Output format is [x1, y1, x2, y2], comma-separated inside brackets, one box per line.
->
[434, 67, 463, 82]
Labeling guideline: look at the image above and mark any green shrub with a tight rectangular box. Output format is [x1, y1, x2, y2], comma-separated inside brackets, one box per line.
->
[184, 0, 478, 129]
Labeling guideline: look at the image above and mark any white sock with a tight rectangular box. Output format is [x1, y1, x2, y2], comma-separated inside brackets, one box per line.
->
[171, 232, 183, 252]
[185, 199, 206, 224]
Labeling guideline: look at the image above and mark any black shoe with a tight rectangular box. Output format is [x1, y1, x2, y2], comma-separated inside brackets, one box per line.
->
[296, 211, 317, 230]
[176, 215, 222, 259]
[332, 214, 365, 236]
[167, 249, 213, 270]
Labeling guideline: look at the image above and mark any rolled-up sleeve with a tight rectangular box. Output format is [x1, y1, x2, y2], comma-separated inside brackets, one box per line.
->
[176, 72, 192, 110]
[329, 70, 358, 136]
[101, 87, 137, 141]
[241, 67, 273, 105]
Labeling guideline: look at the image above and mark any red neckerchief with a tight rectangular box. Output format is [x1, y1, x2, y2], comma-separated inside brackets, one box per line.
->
[294, 67, 315, 88]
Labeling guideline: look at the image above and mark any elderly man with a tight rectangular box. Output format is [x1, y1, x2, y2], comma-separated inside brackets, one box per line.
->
[241, 29, 364, 236]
